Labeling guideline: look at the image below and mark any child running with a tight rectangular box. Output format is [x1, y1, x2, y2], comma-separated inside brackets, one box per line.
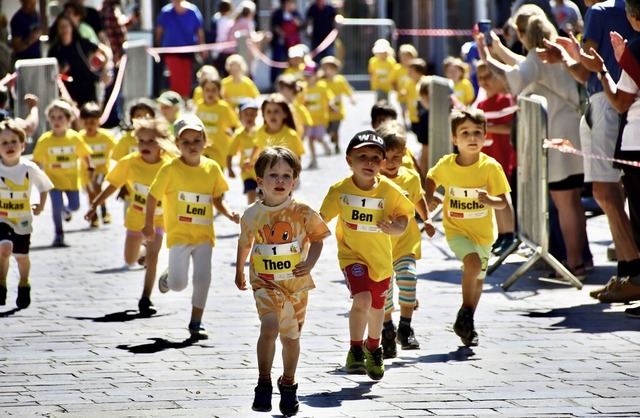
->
[110, 99, 157, 162]
[256, 94, 305, 159]
[235, 146, 330, 415]
[301, 63, 334, 168]
[0, 120, 53, 309]
[320, 130, 414, 380]
[376, 120, 435, 358]
[78, 102, 116, 228]
[227, 99, 261, 205]
[276, 75, 312, 141]
[85, 118, 176, 316]
[368, 39, 396, 101]
[320, 56, 355, 154]
[144, 114, 240, 340]
[425, 109, 510, 347]
[221, 54, 260, 112]
[32, 100, 93, 247]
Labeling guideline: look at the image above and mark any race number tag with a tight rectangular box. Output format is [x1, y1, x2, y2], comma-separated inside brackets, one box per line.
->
[89, 143, 108, 165]
[447, 186, 488, 219]
[48, 145, 77, 169]
[340, 194, 384, 232]
[131, 183, 163, 215]
[0, 189, 30, 221]
[177, 191, 213, 225]
[253, 241, 302, 281]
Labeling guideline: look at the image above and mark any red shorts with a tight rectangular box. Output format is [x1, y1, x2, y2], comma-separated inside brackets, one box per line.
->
[342, 263, 391, 309]
[164, 54, 193, 98]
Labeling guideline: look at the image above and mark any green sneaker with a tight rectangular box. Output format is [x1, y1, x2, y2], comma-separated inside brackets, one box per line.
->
[345, 346, 366, 374]
[364, 346, 384, 380]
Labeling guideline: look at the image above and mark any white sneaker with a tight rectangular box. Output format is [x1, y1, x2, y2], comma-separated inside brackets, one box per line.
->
[158, 268, 169, 293]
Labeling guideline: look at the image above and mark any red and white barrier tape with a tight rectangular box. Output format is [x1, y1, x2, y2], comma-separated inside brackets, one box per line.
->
[309, 29, 339, 58]
[483, 105, 519, 120]
[543, 138, 640, 168]
[0, 72, 18, 87]
[146, 41, 238, 62]
[249, 29, 339, 69]
[395, 28, 502, 37]
[99, 54, 128, 126]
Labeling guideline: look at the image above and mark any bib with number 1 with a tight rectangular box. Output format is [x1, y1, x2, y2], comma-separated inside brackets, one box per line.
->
[340, 194, 384, 232]
[177, 191, 213, 225]
[447, 187, 488, 219]
[253, 241, 302, 281]
[48, 145, 77, 169]
[88, 143, 108, 166]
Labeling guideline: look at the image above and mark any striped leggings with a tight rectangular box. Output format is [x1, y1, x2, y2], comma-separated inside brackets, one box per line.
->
[384, 256, 417, 315]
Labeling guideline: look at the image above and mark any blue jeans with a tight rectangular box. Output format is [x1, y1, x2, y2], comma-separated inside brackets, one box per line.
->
[49, 189, 80, 239]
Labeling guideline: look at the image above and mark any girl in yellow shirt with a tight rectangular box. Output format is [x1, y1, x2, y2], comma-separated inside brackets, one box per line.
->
[85, 118, 176, 317]
[320, 56, 356, 154]
[301, 65, 334, 169]
[227, 99, 260, 205]
[276, 74, 312, 140]
[368, 39, 397, 101]
[393, 44, 418, 126]
[221, 54, 260, 112]
[256, 94, 305, 159]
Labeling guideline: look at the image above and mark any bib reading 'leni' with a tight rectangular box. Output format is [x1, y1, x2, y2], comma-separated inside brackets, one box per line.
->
[253, 241, 302, 281]
[177, 191, 213, 225]
[340, 193, 384, 232]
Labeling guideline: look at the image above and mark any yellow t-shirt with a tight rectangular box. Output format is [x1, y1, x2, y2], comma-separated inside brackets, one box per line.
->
[238, 197, 331, 295]
[291, 102, 312, 138]
[319, 175, 415, 281]
[106, 152, 171, 231]
[402, 148, 419, 173]
[325, 75, 353, 122]
[255, 125, 305, 158]
[149, 157, 229, 248]
[454, 78, 475, 106]
[192, 86, 203, 104]
[79, 128, 116, 184]
[393, 63, 410, 103]
[196, 99, 240, 169]
[283, 62, 305, 81]
[228, 126, 258, 181]
[427, 153, 510, 245]
[368, 56, 397, 93]
[303, 80, 334, 127]
[32, 129, 92, 191]
[387, 167, 423, 260]
[221, 76, 260, 111]
[110, 131, 138, 161]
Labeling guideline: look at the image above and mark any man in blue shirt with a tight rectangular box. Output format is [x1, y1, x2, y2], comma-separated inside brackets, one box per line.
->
[305, 0, 337, 62]
[10, 0, 42, 61]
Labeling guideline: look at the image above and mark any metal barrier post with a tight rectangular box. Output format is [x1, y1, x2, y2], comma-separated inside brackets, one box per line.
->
[122, 39, 152, 110]
[501, 95, 583, 290]
[14, 58, 60, 154]
[427, 76, 453, 169]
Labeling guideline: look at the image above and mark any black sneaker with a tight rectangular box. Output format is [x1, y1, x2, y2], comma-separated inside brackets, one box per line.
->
[625, 305, 640, 319]
[396, 324, 420, 350]
[252, 381, 273, 412]
[52, 237, 68, 248]
[0, 286, 6, 305]
[381, 326, 397, 359]
[453, 307, 478, 347]
[138, 296, 157, 317]
[188, 322, 209, 340]
[16, 285, 31, 309]
[277, 376, 299, 416]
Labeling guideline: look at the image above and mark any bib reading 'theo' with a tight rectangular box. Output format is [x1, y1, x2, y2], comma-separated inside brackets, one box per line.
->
[253, 241, 302, 281]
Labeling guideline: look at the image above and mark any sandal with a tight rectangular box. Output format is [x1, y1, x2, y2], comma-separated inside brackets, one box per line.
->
[544, 264, 587, 282]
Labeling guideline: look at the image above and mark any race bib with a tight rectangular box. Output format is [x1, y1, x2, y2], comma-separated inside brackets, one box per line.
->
[130, 183, 163, 215]
[177, 191, 212, 225]
[447, 186, 488, 219]
[253, 241, 302, 281]
[48, 145, 77, 169]
[89, 143, 108, 165]
[0, 189, 30, 226]
[340, 194, 384, 232]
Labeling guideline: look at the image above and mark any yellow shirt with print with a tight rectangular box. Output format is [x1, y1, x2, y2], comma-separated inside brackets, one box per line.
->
[228, 126, 258, 181]
[387, 167, 423, 260]
[196, 99, 240, 169]
[238, 197, 331, 295]
[110, 131, 138, 161]
[221, 75, 260, 111]
[32, 129, 92, 191]
[255, 125, 305, 158]
[79, 128, 116, 185]
[325, 75, 353, 122]
[149, 157, 229, 248]
[320, 175, 415, 281]
[303, 80, 334, 127]
[106, 152, 171, 231]
[393, 63, 410, 104]
[402, 148, 419, 173]
[427, 153, 510, 246]
[291, 102, 312, 139]
[453, 78, 475, 106]
[368, 56, 397, 93]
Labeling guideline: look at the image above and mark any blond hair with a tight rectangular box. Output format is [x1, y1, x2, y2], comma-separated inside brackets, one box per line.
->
[523, 15, 557, 50]
[398, 44, 418, 59]
[45, 99, 75, 121]
[133, 117, 179, 156]
[225, 54, 248, 74]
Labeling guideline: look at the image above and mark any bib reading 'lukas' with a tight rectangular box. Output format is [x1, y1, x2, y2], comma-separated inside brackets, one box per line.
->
[340, 193, 384, 232]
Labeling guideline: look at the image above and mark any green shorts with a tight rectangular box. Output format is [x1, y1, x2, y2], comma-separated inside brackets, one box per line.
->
[447, 235, 492, 280]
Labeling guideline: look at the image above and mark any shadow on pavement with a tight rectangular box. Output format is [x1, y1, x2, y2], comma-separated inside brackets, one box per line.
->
[301, 381, 377, 408]
[0, 307, 20, 317]
[387, 347, 476, 368]
[116, 337, 197, 354]
[93, 266, 142, 274]
[524, 303, 637, 333]
[70, 310, 170, 322]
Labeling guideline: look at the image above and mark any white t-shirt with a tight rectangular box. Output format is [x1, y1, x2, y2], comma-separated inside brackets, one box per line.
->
[617, 69, 640, 151]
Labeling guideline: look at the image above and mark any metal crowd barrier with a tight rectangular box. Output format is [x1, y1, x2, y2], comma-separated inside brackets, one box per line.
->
[338, 18, 396, 90]
[427, 76, 453, 169]
[14, 58, 60, 154]
[501, 95, 583, 290]
[121, 39, 152, 111]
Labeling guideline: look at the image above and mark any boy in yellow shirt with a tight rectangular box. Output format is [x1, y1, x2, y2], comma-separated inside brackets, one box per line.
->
[227, 99, 260, 205]
[144, 114, 240, 340]
[320, 56, 355, 154]
[368, 39, 396, 101]
[426, 109, 510, 347]
[222, 54, 260, 112]
[376, 120, 435, 358]
[393, 44, 418, 125]
[320, 130, 414, 380]
[302, 64, 334, 169]
[78, 102, 116, 228]
[195, 75, 240, 169]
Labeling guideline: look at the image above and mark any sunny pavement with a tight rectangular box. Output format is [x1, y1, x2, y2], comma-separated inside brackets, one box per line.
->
[0, 92, 638, 417]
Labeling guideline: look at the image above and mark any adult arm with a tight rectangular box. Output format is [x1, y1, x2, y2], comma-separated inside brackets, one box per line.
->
[582, 48, 636, 113]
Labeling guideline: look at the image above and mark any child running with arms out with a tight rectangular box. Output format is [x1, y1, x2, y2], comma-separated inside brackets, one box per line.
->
[425, 109, 510, 346]
[221, 54, 260, 112]
[256, 94, 305, 159]
[375, 120, 435, 358]
[320, 131, 414, 380]
[0, 120, 53, 309]
[78, 102, 116, 228]
[32, 100, 93, 247]
[85, 118, 176, 316]
[235, 146, 330, 415]
[143, 114, 240, 340]
[227, 99, 261, 205]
